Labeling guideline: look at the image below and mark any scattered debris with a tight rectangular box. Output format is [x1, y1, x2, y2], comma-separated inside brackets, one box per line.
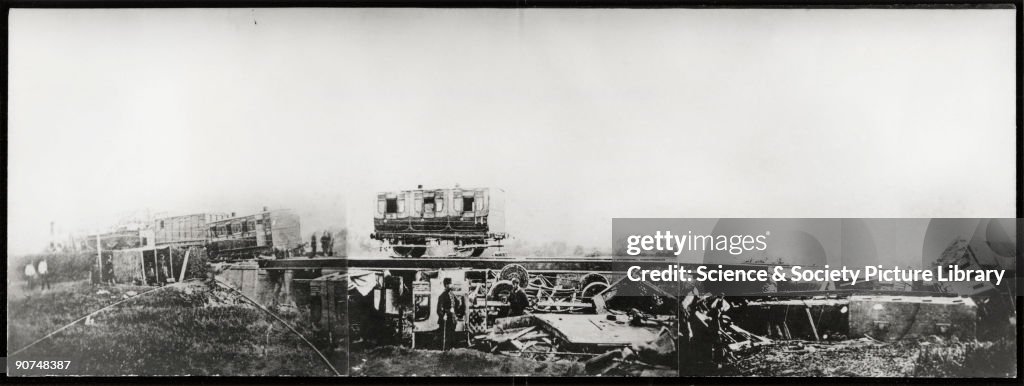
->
[471, 280, 681, 376]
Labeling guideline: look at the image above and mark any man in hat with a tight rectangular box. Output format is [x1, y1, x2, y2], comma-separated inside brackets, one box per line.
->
[436, 277, 459, 350]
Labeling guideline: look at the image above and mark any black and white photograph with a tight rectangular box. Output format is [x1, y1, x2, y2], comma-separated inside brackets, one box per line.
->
[5, 6, 1018, 379]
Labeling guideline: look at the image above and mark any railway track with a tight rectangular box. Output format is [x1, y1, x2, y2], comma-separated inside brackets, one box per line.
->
[257, 256, 783, 273]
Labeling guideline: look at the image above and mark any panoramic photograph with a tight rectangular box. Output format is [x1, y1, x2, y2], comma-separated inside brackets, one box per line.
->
[6, 7, 1017, 379]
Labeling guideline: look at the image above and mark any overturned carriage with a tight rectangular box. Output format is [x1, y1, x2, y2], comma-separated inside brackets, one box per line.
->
[372, 186, 507, 257]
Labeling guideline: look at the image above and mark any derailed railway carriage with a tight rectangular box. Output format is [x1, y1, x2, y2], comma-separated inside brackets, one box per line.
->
[372, 186, 507, 257]
[206, 209, 302, 260]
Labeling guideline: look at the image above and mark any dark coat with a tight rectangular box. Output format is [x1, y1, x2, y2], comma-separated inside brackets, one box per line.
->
[437, 289, 454, 321]
[509, 288, 530, 316]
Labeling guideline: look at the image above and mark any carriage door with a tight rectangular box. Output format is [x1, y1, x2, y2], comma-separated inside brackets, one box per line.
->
[461, 190, 475, 218]
[422, 191, 435, 219]
[396, 192, 408, 219]
[384, 193, 399, 219]
[475, 189, 487, 218]
[412, 190, 423, 218]
[452, 188, 463, 214]
[435, 190, 447, 218]
[255, 216, 267, 247]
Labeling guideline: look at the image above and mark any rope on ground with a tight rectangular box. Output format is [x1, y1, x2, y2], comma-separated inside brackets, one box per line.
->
[213, 279, 342, 376]
[9, 282, 185, 357]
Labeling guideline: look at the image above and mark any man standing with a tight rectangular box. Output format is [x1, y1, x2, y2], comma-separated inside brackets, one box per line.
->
[320, 231, 332, 257]
[159, 257, 172, 285]
[146, 265, 156, 286]
[310, 233, 318, 257]
[24, 262, 37, 291]
[37, 258, 50, 290]
[436, 277, 459, 350]
[104, 256, 115, 285]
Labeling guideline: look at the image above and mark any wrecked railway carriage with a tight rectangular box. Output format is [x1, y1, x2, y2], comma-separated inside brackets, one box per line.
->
[206, 209, 302, 260]
[732, 295, 978, 342]
[225, 256, 1014, 376]
[237, 260, 683, 375]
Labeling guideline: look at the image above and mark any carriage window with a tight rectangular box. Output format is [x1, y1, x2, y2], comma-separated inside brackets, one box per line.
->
[423, 197, 435, 212]
[436, 197, 444, 212]
[463, 197, 475, 212]
[241, 221, 248, 233]
[386, 198, 398, 213]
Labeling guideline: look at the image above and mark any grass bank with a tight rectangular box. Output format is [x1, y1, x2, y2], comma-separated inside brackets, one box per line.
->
[7, 280, 339, 376]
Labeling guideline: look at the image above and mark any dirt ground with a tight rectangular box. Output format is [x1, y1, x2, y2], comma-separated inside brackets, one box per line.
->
[720, 338, 1017, 377]
[7, 280, 339, 376]
[349, 345, 585, 377]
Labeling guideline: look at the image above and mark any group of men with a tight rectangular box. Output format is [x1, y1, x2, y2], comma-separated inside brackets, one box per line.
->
[310, 230, 334, 257]
[435, 277, 530, 351]
[23, 259, 51, 291]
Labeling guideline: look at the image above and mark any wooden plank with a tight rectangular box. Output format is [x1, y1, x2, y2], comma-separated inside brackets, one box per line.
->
[178, 249, 191, 282]
[509, 339, 526, 351]
[516, 331, 548, 341]
[805, 307, 821, 341]
[488, 326, 537, 344]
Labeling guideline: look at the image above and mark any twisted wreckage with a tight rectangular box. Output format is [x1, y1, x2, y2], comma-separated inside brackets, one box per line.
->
[218, 188, 1016, 376]
[243, 250, 1011, 377]
[305, 263, 686, 376]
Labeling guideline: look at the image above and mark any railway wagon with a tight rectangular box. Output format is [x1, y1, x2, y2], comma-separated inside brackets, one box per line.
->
[206, 209, 302, 260]
[371, 186, 506, 257]
[154, 212, 230, 248]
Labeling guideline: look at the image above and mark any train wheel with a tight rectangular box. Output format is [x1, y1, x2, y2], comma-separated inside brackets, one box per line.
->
[582, 281, 609, 298]
[488, 280, 515, 301]
[409, 247, 426, 258]
[499, 264, 529, 286]
[392, 246, 412, 257]
[581, 273, 609, 287]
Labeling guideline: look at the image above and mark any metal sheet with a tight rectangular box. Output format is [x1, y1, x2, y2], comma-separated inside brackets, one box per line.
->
[533, 314, 662, 347]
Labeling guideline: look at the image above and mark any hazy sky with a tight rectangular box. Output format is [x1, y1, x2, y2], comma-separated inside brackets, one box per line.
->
[8, 8, 1016, 255]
